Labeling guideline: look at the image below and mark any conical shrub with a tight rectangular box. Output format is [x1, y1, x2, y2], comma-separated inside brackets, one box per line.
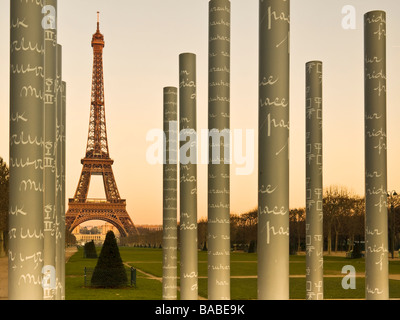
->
[84, 240, 97, 259]
[91, 231, 127, 288]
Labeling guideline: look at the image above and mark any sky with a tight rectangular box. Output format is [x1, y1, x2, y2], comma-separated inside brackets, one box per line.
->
[1, 0, 400, 225]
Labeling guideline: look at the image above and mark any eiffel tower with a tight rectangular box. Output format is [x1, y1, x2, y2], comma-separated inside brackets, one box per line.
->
[66, 13, 137, 237]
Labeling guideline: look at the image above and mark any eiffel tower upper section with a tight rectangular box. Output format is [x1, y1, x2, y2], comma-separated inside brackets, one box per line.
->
[86, 12, 109, 159]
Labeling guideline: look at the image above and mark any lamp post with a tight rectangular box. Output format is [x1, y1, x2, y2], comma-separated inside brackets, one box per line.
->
[387, 190, 399, 259]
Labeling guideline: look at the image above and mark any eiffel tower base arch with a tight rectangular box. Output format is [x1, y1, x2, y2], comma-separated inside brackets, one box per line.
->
[66, 200, 138, 238]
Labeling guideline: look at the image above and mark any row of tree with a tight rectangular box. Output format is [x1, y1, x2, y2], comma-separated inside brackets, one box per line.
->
[126, 186, 400, 255]
[79, 226, 101, 235]
[1, 157, 399, 255]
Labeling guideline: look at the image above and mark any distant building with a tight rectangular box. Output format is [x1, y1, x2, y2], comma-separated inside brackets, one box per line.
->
[72, 223, 120, 246]
[136, 225, 163, 232]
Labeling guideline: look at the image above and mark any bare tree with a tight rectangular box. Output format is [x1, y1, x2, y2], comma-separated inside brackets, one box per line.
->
[289, 208, 305, 253]
[345, 196, 365, 252]
[230, 214, 242, 247]
[241, 208, 257, 247]
[324, 186, 355, 254]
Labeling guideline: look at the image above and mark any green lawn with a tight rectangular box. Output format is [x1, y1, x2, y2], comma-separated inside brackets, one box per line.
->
[65, 247, 400, 300]
[65, 247, 162, 300]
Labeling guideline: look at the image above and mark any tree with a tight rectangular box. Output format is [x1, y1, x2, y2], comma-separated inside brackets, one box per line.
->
[83, 240, 97, 259]
[91, 226, 100, 234]
[0, 157, 9, 257]
[91, 231, 127, 288]
[344, 196, 365, 252]
[248, 240, 256, 253]
[240, 208, 257, 246]
[352, 241, 363, 259]
[65, 228, 76, 246]
[230, 214, 242, 246]
[197, 218, 207, 250]
[324, 186, 350, 254]
[289, 208, 305, 254]
[323, 186, 364, 254]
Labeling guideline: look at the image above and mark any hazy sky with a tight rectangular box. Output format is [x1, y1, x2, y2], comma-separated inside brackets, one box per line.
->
[1, 0, 400, 225]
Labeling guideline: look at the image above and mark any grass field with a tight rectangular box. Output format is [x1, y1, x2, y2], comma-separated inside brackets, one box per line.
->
[65, 247, 400, 300]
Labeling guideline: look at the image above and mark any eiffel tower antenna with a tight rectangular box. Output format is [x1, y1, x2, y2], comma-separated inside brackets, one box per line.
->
[66, 14, 137, 238]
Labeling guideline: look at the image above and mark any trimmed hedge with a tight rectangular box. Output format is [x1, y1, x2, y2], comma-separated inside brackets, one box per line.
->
[83, 240, 97, 259]
[91, 231, 127, 288]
